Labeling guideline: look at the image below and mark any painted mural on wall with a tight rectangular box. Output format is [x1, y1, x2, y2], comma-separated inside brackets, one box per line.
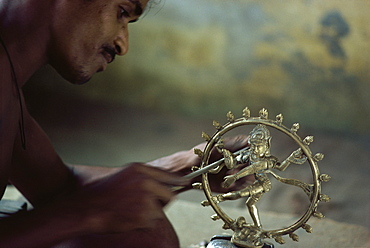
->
[32, 0, 370, 134]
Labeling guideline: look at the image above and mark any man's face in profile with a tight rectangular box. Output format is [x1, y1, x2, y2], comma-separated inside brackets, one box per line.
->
[49, 0, 149, 85]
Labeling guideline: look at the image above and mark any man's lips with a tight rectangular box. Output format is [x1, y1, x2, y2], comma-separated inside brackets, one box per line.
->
[102, 47, 116, 64]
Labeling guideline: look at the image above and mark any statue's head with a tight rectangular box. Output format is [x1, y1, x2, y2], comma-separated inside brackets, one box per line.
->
[248, 124, 271, 158]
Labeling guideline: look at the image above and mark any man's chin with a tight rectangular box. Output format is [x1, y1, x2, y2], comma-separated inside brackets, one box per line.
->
[62, 72, 93, 85]
[73, 76, 92, 85]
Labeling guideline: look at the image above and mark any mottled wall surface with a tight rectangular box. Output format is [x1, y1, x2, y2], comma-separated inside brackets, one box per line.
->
[30, 0, 370, 134]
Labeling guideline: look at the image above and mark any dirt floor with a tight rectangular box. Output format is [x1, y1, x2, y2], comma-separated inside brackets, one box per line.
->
[23, 88, 369, 231]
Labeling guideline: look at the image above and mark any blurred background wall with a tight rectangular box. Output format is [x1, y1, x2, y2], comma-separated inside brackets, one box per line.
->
[27, 0, 369, 135]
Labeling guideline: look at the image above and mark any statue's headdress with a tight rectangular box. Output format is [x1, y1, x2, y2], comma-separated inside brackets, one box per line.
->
[248, 124, 272, 155]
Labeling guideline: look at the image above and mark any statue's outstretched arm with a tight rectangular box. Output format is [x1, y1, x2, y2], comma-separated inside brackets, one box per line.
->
[222, 164, 256, 188]
[274, 148, 307, 171]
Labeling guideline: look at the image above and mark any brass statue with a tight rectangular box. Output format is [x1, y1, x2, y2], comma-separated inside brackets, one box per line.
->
[188, 108, 330, 248]
[203, 124, 308, 229]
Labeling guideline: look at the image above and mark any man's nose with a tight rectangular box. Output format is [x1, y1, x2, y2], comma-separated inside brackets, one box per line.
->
[114, 28, 129, 56]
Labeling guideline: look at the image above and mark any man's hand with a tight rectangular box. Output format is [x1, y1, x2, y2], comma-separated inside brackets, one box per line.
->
[67, 163, 189, 234]
[149, 135, 252, 193]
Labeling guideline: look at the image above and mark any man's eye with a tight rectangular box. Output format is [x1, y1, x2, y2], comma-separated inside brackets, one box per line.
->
[119, 7, 129, 18]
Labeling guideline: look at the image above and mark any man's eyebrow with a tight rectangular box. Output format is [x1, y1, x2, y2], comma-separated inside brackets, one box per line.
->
[128, 0, 143, 16]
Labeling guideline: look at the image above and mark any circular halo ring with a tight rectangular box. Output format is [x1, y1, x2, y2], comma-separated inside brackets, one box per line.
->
[201, 116, 321, 237]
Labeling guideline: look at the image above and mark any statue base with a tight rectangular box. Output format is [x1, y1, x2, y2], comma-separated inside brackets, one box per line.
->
[206, 235, 274, 248]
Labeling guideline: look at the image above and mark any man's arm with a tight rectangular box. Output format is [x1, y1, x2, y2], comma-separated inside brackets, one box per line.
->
[0, 198, 89, 247]
[1, 102, 189, 247]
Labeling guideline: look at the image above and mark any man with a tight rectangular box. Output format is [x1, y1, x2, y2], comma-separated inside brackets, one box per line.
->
[0, 0, 248, 247]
